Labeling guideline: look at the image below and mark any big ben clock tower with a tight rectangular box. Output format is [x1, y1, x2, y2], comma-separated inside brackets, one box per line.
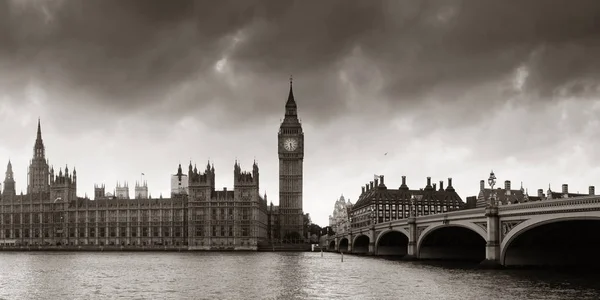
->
[278, 77, 305, 242]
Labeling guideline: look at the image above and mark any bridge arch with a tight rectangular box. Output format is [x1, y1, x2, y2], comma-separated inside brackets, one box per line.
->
[417, 222, 487, 261]
[375, 229, 409, 256]
[501, 216, 600, 266]
[352, 234, 370, 254]
[328, 240, 336, 251]
[374, 228, 410, 246]
[338, 237, 349, 253]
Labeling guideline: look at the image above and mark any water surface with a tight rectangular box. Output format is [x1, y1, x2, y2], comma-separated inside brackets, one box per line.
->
[1, 252, 600, 299]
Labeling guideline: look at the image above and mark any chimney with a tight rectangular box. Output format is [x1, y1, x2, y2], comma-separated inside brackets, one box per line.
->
[562, 184, 568, 194]
[432, 183, 437, 190]
[439, 181, 444, 191]
[426, 177, 432, 188]
[505, 180, 511, 191]
[374, 178, 379, 187]
[380, 175, 384, 186]
[361, 186, 365, 194]
[402, 176, 407, 186]
[537, 189, 543, 198]
[370, 181, 374, 190]
[448, 178, 453, 187]
[365, 184, 369, 191]
[590, 186, 595, 196]
[480, 180, 485, 191]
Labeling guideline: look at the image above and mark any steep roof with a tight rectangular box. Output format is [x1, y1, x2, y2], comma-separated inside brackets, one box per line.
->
[353, 183, 464, 210]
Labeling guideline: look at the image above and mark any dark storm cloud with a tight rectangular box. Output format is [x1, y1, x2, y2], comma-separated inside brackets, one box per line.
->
[3, 0, 600, 124]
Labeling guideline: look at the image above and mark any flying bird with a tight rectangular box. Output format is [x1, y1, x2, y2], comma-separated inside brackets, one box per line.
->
[384, 152, 388, 156]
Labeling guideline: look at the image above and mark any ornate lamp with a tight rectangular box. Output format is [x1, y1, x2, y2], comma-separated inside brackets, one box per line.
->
[488, 170, 497, 207]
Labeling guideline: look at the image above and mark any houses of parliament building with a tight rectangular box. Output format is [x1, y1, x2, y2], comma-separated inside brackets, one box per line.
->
[0, 82, 307, 250]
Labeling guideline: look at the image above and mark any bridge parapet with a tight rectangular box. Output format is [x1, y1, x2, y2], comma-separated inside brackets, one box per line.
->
[499, 195, 600, 216]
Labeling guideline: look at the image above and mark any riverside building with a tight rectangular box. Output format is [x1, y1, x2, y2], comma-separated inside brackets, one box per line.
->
[0, 120, 268, 250]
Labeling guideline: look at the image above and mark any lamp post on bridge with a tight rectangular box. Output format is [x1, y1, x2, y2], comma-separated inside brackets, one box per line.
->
[482, 170, 502, 268]
[487, 171, 497, 208]
[405, 195, 419, 260]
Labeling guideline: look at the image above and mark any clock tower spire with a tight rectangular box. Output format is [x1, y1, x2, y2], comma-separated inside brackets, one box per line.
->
[278, 76, 305, 243]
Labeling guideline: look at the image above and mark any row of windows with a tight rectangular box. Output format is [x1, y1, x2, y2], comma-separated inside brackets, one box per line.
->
[3, 227, 185, 239]
[2, 226, 257, 239]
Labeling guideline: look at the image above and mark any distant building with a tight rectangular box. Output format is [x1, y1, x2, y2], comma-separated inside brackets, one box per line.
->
[267, 201, 280, 242]
[171, 164, 188, 196]
[350, 175, 465, 229]
[465, 196, 477, 209]
[134, 181, 148, 199]
[546, 184, 595, 200]
[115, 181, 130, 199]
[328, 195, 353, 236]
[474, 173, 596, 208]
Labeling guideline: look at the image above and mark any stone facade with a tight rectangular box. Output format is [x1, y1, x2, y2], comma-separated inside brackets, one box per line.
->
[328, 195, 353, 235]
[0, 121, 268, 250]
[350, 175, 465, 229]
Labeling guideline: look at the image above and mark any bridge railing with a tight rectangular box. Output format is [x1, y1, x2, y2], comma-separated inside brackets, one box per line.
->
[339, 207, 488, 235]
[499, 194, 600, 212]
[415, 207, 486, 222]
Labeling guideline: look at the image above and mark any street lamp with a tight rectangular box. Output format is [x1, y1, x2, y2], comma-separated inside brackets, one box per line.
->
[410, 195, 423, 217]
[488, 170, 497, 207]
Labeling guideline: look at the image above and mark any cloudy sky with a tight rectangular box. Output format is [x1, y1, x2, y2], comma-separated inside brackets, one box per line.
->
[1, 0, 600, 226]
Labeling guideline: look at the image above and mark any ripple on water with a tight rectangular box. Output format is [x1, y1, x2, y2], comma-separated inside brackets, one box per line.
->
[1, 252, 600, 299]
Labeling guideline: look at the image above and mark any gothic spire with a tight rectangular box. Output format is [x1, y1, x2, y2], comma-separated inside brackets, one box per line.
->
[5, 160, 13, 181]
[34, 118, 45, 156]
[37, 118, 42, 140]
[285, 75, 297, 117]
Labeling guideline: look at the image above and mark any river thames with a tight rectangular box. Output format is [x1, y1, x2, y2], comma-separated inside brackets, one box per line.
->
[1, 252, 600, 299]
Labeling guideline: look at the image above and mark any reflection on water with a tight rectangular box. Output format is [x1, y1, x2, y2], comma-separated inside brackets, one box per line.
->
[1, 252, 600, 300]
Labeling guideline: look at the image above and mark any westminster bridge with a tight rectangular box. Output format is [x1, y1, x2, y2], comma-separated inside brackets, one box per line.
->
[326, 195, 600, 267]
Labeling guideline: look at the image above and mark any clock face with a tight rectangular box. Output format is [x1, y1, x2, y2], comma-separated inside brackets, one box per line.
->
[283, 138, 298, 151]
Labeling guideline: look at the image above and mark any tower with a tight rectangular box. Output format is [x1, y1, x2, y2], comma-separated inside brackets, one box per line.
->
[135, 180, 148, 199]
[94, 184, 106, 200]
[50, 165, 77, 202]
[278, 77, 305, 242]
[187, 161, 215, 200]
[28, 118, 50, 194]
[171, 163, 189, 196]
[115, 181, 130, 199]
[2, 160, 16, 199]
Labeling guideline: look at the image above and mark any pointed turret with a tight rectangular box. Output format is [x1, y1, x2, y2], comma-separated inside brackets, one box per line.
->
[177, 163, 183, 181]
[285, 76, 297, 117]
[2, 160, 16, 198]
[5, 160, 13, 179]
[36, 118, 42, 141]
[29, 118, 50, 193]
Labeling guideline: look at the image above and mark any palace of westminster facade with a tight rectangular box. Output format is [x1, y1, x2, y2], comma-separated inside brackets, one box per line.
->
[0, 82, 307, 249]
